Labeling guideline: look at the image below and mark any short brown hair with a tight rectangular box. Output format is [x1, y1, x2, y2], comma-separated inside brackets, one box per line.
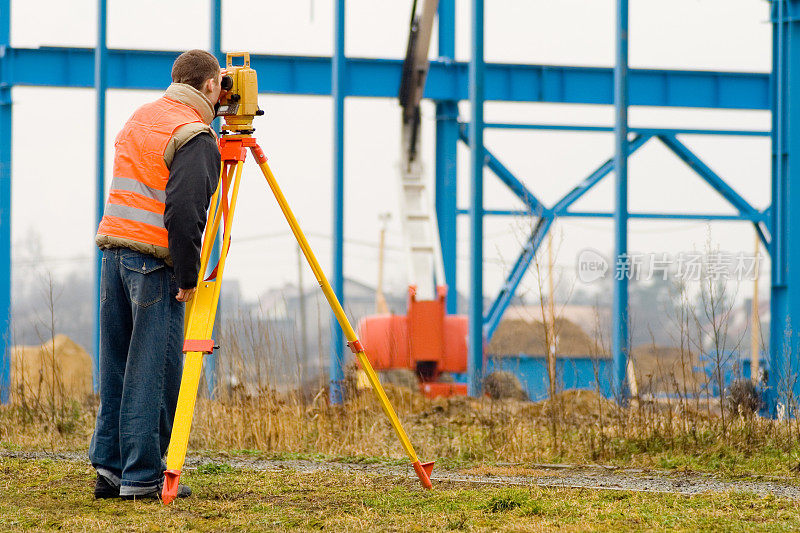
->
[171, 49, 220, 91]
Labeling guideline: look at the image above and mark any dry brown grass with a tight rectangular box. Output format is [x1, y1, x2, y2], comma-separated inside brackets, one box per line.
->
[2, 257, 799, 479]
[4, 372, 800, 477]
[182, 383, 800, 475]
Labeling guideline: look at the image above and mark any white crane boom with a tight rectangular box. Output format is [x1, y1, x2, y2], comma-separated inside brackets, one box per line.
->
[397, 0, 444, 301]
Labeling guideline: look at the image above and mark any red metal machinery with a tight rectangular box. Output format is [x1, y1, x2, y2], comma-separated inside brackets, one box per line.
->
[357, 286, 468, 398]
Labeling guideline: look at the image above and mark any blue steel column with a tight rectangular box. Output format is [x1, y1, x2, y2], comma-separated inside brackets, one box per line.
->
[330, 0, 346, 403]
[210, 0, 222, 63]
[205, 0, 222, 398]
[92, 0, 108, 394]
[612, 0, 630, 401]
[468, 0, 485, 396]
[0, 0, 11, 403]
[435, 0, 458, 314]
[768, 0, 800, 415]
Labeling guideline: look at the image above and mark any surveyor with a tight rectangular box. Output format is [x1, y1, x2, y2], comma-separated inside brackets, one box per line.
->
[89, 49, 225, 500]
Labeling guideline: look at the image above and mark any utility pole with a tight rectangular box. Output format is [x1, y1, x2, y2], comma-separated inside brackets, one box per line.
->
[376, 213, 391, 314]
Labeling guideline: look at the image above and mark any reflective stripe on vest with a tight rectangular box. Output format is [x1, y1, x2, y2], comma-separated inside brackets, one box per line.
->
[109, 176, 167, 204]
[97, 96, 204, 249]
[103, 202, 165, 228]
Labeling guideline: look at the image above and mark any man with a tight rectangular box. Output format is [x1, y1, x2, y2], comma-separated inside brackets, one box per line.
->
[89, 49, 224, 500]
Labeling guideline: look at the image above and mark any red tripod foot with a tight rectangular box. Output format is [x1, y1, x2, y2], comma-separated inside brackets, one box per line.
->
[412, 460, 435, 489]
[161, 469, 181, 504]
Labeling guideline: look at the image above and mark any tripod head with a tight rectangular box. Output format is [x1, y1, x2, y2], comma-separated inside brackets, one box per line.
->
[217, 52, 263, 135]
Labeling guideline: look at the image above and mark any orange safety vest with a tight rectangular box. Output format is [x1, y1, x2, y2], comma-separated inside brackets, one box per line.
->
[97, 96, 207, 249]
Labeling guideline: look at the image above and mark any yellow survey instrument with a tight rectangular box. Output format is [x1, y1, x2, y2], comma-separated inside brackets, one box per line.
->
[161, 52, 434, 504]
[216, 52, 262, 133]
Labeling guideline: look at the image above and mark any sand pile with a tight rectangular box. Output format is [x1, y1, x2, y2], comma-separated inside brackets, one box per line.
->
[631, 344, 705, 394]
[11, 335, 93, 401]
[488, 318, 605, 357]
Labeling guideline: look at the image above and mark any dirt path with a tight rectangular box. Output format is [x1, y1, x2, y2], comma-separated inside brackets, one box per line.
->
[5, 450, 800, 500]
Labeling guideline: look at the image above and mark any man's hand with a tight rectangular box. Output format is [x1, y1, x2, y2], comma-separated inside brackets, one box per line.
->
[176, 287, 196, 302]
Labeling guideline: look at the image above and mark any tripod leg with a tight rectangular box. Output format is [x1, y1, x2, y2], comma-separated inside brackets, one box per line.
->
[162, 159, 245, 504]
[197, 162, 235, 279]
[249, 144, 434, 489]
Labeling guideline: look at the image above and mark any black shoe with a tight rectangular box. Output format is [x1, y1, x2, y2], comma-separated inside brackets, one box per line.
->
[94, 474, 120, 499]
[120, 484, 192, 501]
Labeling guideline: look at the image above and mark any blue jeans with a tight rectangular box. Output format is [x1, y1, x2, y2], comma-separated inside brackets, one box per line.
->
[89, 247, 184, 496]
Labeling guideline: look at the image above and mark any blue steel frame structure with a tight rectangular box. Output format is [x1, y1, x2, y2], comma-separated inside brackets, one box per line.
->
[0, 0, 789, 410]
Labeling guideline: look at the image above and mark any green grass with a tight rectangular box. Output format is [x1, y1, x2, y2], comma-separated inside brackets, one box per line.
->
[241, 450, 406, 466]
[588, 437, 800, 479]
[3, 457, 800, 531]
[195, 446, 800, 482]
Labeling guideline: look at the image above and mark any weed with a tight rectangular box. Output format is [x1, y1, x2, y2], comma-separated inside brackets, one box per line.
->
[445, 512, 470, 530]
[485, 490, 527, 512]
[197, 462, 234, 475]
[520, 499, 548, 517]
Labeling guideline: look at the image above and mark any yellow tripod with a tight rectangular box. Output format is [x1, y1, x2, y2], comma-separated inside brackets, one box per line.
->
[161, 55, 434, 504]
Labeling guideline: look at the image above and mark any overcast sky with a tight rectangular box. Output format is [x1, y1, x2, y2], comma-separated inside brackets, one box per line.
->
[8, 0, 772, 308]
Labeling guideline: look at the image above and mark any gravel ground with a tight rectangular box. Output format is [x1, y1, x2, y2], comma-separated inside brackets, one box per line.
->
[5, 450, 800, 500]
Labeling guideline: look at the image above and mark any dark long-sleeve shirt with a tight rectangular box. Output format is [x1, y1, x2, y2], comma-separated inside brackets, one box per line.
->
[164, 133, 220, 289]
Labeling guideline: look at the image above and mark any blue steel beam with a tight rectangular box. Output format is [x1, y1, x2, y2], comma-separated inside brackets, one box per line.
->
[658, 134, 762, 220]
[0, 0, 10, 404]
[553, 134, 651, 213]
[759, 205, 773, 251]
[210, 0, 222, 62]
[484, 217, 553, 340]
[457, 209, 767, 221]
[92, 0, 108, 395]
[483, 123, 770, 137]
[330, 0, 345, 404]
[754, 221, 770, 252]
[436, 102, 458, 310]
[468, 0, 485, 397]
[458, 123, 549, 216]
[3, 47, 770, 109]
[435, 0, 458, 315]
[612, 0, 630, 401]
